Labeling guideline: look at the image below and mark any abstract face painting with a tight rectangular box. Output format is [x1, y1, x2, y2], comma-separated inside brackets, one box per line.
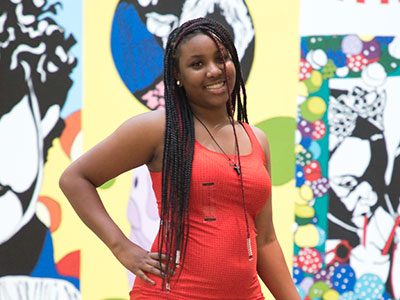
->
[327, 77, 400, 296]
[0, 0, 80, 298]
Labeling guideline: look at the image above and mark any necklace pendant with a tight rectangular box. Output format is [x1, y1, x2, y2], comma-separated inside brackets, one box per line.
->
[247, 237, 253, 261]
[230, 163, 241, 175]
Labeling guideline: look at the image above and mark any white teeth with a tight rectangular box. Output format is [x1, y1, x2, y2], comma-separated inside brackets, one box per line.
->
[206, 81, 225, 89]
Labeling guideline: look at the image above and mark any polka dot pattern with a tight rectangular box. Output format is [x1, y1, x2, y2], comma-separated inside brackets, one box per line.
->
[304, 161, 322, 182]
[298, 248, 323, 274]
[293, 267, 305, 284]
[299, 119, 314, 138]
[309, 177, 329, 198]
[296, 148, 313, 167]
[354, 274, 385, 300]
[314, 268, 333, 288]
[347, 54, 368, 72]
[300, 58, 313, 81]
[309, 281, 330, 299]
[332, 265, 356, 294]
[312, 120, 326, 140]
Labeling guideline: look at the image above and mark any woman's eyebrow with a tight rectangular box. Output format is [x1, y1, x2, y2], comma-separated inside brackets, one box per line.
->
[184, 50, 226, 63]
[188, 54, 203, 58]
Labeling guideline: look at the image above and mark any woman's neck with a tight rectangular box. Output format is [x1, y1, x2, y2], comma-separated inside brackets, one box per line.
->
[191, 106, 232, 128]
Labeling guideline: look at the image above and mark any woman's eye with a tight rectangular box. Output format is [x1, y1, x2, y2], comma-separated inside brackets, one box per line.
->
[191, 61, 202, 67]
[216, 55, 230, 64]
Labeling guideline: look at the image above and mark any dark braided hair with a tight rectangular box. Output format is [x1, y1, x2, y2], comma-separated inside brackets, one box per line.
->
[159, 17, 248, 289]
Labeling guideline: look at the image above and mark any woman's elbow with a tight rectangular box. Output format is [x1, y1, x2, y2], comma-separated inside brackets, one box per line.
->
[59, 165, 80, 195]
[59, 167, 71, 192]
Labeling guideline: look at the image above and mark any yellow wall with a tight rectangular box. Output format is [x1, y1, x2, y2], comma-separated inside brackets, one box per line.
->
[246, 1, 300, 298]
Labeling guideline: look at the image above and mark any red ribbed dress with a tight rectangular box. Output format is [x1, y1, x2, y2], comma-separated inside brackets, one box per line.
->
[130, 123, 271, 300]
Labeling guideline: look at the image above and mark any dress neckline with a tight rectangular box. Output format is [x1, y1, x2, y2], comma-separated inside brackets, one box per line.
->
[194, 122, 254, 157]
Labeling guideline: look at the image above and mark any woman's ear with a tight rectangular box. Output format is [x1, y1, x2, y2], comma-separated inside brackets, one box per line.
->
[174, 71, 182, 87]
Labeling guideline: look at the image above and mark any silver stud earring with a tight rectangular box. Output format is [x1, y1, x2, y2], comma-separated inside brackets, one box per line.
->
[176, 80, 181, 86]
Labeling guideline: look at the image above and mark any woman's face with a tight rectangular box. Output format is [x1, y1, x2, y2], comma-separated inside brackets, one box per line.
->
[175, 33, 236, 112]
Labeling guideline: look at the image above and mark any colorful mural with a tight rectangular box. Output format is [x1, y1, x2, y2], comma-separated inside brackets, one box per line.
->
[293, 34, 400, 300]
[0, 0, 82, 299]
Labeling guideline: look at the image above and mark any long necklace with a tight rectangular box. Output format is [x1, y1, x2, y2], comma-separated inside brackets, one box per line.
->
[193, 114, 241, 176]
[193, 113, 253, 261]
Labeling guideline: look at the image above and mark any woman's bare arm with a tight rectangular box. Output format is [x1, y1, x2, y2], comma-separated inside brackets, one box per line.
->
[252, 126, 301, 300]
[59, 110, 165, 285]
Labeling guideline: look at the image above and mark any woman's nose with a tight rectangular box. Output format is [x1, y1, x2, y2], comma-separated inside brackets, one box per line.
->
[206, 61, 223, 78]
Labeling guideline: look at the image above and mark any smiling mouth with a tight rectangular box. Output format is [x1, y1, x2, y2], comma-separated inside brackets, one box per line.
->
[205, 81, 225, 89]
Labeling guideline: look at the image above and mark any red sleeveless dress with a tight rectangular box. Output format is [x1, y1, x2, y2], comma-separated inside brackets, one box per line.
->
[130, 123, 271, 300]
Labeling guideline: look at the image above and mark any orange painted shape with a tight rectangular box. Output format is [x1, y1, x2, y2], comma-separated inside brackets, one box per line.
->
[59, 110, 81, 157]
[38, 196, 62, 232]
[56, 250, 81, 279]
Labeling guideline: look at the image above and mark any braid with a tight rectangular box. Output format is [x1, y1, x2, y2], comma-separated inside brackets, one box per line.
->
[159, 17, 248, 289]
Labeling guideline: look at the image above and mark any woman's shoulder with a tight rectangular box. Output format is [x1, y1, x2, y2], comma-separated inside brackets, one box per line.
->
[110, 110, 166, 157]
[124, 110, 165, 128]
[247, 124, 269, 150]
[121, 110, 165, 139]
[247, 124, 270, 168]
[121, 110, 165, 172]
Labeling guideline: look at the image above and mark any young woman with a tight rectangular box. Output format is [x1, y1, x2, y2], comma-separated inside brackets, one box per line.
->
[60, 18, 301, 300]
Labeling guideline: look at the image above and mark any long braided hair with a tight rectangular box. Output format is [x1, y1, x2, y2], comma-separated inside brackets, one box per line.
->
[159, 17, 248, 288]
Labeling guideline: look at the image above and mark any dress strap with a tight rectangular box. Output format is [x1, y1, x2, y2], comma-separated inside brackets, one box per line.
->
[240, 122, 266, 164]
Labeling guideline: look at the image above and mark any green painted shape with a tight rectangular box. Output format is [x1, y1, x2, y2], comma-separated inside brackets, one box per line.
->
[295, 216, 313, 226]
[325, 35, 342, 51]
[255, 117, 296, 186]
[99, 177, 117, 189]
[309, 281, 330, 298]
[321, 59, 336, 80]
[380, 49, 400, 73]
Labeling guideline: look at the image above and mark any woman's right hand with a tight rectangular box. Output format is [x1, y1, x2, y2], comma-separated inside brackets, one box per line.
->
[59, 111, 167, 284]
[112, 239, 167, 285]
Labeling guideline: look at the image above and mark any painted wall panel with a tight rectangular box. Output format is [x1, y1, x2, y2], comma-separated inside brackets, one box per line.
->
[295, 1, 400, 298]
